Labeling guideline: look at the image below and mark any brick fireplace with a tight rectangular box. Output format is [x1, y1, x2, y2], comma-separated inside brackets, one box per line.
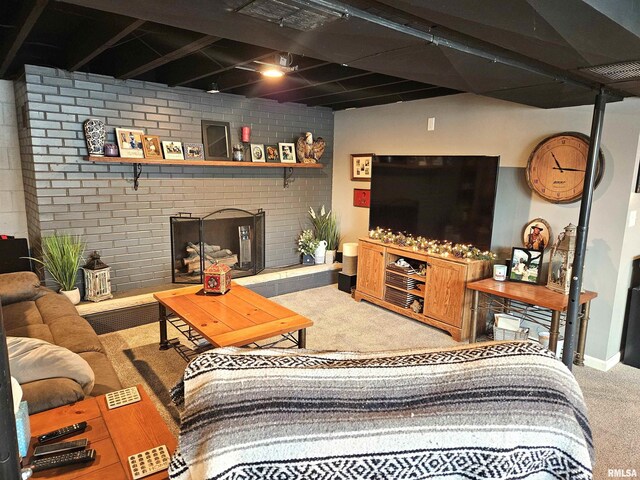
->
[15, 65, 333, 293]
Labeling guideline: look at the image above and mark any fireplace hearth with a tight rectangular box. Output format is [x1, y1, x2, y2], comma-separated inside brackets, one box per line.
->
[170, 209, 265, 284]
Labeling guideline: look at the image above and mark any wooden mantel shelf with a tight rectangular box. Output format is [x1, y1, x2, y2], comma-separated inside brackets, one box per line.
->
[86, 156, 324, 168]
[86, 155, 324, 189]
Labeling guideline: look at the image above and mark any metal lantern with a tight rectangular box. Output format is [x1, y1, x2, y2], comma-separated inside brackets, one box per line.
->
[203, 262, 231, 294]
[82, 251, 113, 302]
[546, 223, 577, 294]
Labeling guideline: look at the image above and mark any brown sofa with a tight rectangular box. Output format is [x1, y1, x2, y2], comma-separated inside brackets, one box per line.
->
[0, 271, 121, 413]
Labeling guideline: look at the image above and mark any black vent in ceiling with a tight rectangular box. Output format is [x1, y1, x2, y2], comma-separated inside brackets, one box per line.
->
[235, 0, 341, 31]
[581, 61, 640, 81]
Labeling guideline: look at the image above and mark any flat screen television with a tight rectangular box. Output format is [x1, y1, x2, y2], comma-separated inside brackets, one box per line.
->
[369, 155, 500, 250]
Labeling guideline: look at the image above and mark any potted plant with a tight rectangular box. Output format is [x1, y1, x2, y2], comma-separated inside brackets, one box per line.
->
[29, 233, 85, 305]
[297, 229, 319, 265]
[308, 205, 341, 264]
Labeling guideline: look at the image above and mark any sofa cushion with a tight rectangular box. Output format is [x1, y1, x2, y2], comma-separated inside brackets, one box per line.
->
[3, 301, 48, 332]
[0, 271, 41, 305]
[20, 378, 85, 414]
[79, 351, 123, 397]
[8, 336, 95, 395]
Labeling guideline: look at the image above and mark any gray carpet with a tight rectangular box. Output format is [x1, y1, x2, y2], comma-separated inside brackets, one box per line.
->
[99, 284, 640, 478]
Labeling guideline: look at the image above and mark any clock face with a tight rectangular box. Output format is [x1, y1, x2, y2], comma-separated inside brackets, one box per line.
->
[526, 132, 604, 203]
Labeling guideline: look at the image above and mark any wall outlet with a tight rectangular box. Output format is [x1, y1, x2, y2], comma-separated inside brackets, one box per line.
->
[427, 117, 435, 131]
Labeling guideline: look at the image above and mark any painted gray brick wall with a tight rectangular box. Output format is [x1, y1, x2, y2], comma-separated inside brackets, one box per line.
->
[17, 65, 333, 292]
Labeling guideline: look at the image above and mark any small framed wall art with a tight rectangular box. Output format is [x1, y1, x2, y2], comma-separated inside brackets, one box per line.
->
[162, 141, 184, 160]
[115, 128, 145, 159]
[279, 143, 296, 163]
[353, 188, 371, 208]
[265, 145, 279, 162]
[250, 144, 265, 162]
[184, 142, 205, 160]
[509, 247, 542, 284]
[522, 218, 552, 251]
[141, 135, 162, 159]
[351, 153, 373, 181]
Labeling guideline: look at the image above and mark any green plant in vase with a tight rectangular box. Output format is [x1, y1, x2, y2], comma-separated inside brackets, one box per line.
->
[28, 233, 85, 304]
[297, 229, 319, 265]
[308, 205, 341, 263]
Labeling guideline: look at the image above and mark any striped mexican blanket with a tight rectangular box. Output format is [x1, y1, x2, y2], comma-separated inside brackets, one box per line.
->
[169, 341, 593, 480]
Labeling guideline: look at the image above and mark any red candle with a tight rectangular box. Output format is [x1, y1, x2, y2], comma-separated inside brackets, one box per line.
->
[241, 126, 250, 142]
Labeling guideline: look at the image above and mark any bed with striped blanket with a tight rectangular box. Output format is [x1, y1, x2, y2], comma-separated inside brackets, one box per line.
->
[168, 341, 593, 480]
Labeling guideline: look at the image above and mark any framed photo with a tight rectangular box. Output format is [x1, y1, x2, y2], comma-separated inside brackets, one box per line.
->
[522, 218, 552, 251]
[279, 142, 296, 163]
[141, 135, 162, 159]
[161, 141, 184, 160]
[250, 143, 265, 162]
[115, 128, 145, 158]
[184, 142, 205, 160]
[353, 188, 370, 208]
[265, 145, 279, 162]
[351, 153, 374, 180]
[201, 120, 231, 159]
[509, 247, 543, 284]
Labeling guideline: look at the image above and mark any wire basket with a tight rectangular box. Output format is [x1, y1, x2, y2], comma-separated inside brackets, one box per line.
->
[493, 325, 530, 341]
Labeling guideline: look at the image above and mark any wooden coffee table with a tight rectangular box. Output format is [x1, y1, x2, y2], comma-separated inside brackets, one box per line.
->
[27, 385, 176, 479]
[155, 283, 313, 358]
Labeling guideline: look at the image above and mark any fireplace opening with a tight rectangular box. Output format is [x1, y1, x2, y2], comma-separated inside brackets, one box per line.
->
[170, 209, 265, 284]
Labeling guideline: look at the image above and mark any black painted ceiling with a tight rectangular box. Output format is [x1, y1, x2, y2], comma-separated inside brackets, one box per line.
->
[1, 0, 639, 110]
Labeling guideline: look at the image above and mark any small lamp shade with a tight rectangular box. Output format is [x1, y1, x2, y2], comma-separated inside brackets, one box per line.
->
[203, 262, 231, 294]
[82, 251, 113, 302]
[546, 223, 577, 294]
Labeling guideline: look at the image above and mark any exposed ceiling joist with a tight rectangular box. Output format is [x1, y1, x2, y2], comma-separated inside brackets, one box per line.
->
[118, 35, 221, 79]
[67, 18, 145, 71]
[0, 0, 48, 76]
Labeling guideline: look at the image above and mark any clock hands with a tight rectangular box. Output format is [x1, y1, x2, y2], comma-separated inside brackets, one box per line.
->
[552, 167, 586, 172]
[551, 153, 564, 173]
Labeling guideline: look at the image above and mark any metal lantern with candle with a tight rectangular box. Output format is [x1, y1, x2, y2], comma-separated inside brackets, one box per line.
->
[203, 261, 231, 294]
[546, 223, 577, 294]
[82, 251, 113, 302]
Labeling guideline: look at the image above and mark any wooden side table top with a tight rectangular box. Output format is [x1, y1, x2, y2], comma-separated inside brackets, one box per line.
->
[467, 278, 597, 311]
[154, 282, 313, 347]
[28, 385, 176, 480]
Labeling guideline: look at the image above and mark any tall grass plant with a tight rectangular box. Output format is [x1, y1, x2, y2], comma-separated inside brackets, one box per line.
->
[29, 234, 85, 291]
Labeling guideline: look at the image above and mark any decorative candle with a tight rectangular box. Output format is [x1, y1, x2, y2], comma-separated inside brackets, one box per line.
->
[241, 126, 250, 142]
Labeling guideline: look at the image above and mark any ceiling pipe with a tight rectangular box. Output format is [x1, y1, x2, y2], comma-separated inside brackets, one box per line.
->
[291, 0, 623, 99]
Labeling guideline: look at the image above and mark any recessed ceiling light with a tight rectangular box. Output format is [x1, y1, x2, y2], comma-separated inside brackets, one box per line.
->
[261, 68, 285, 78]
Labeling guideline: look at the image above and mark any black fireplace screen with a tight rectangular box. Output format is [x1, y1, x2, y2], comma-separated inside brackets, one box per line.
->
[170, 208, 265, 284]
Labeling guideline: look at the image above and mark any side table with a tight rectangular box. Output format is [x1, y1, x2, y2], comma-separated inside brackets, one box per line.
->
[27, 385, 176, 479]
[467, 278, 597, 367]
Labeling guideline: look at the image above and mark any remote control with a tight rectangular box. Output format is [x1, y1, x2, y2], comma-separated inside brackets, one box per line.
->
[30, 449, 96, 472]
[33, 438, 89, 457]
[37, 421, 87, 444]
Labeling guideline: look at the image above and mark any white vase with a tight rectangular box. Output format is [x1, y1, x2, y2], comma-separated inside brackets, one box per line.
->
[325, 249, 336, 264]
[314, 240, 327, 264]
[61, 287, 81, 305]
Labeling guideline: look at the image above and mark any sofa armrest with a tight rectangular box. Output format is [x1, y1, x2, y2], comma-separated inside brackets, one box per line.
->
[0, 271, 42, 306]
[19, 377, 85, 414]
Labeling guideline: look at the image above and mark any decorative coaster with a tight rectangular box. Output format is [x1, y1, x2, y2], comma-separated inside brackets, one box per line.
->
[128, 445, 170, 480]
[105, 386, 141, 410]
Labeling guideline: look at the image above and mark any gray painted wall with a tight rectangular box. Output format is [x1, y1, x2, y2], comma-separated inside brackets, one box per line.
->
[15, 65, 333, 292]
[332, 93, 640, 365]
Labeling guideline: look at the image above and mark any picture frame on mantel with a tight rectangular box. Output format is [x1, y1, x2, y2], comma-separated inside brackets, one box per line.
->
[115, 128, 145, 159]
[351, 153, 374, 181]
[141, 134, 162, 159]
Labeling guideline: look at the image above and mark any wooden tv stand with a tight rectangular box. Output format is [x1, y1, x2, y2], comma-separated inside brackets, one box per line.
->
[353, 238, 492, 341]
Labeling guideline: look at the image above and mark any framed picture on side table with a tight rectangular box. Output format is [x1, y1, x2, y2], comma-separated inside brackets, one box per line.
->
[351, 153, 374, 180]
[162, 141, 184, 160]
[115, 128, 145, 159]
[141, 135, 162, 159]
[509, 247, 542, 284]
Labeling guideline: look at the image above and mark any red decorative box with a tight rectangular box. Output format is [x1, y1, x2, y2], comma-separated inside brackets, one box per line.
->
[203, 262, 231, 294]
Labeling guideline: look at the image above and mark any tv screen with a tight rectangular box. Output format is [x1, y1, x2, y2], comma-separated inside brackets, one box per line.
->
[369, 155, 500, 250]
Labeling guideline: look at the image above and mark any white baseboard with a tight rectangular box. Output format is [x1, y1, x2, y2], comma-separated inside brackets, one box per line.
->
[582, 351, 621, 371]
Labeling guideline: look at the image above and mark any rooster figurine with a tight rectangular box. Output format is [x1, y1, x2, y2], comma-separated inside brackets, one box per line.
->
[296, 132, 325, 164]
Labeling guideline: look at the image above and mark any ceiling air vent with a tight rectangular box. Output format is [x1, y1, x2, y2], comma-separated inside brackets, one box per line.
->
[580, 61, 640, 81]
[233, 0, 341, 31]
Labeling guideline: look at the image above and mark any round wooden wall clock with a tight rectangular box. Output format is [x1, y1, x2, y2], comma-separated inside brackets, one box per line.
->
[526, 132, 604, 203]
